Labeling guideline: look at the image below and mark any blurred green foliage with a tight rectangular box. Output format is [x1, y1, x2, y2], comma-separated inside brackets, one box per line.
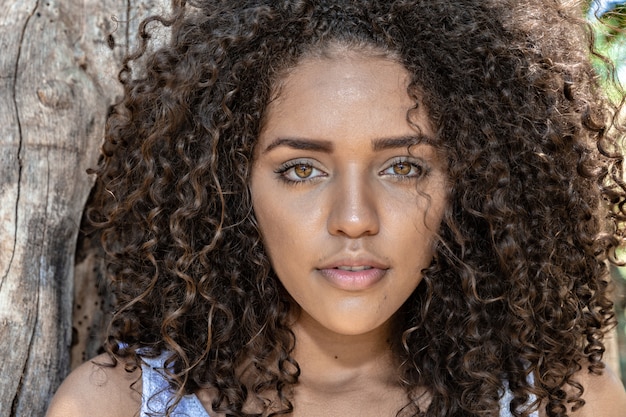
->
[587, 1, 626, 101]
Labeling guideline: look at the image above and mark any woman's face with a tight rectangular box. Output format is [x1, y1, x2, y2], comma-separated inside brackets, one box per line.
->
[250, 52, 448, 337]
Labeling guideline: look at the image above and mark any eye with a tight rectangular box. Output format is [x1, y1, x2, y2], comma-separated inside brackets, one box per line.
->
[292, 164, 313, 178]
[275, 160, 327, 183]
[380, 158, 427, 179]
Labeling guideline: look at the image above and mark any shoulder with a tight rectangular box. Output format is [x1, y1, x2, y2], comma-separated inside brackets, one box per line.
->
[46, 353, 142, 417]
[537, 363, 626, 417]
[568, 364, 626, 417]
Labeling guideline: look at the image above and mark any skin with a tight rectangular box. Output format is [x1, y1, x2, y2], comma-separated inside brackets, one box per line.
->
[249, 51, 448, 416]
[45, 52, 626, 417]
[251, 52, 446, 337]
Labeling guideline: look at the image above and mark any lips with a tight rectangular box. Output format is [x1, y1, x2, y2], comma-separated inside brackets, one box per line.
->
[316, 256, 389, 291]
[318, 267, 387, 291]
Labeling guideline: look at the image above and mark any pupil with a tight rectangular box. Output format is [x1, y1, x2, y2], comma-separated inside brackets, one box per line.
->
[394, 163, 411, 175]
[296, 165, 312, 178]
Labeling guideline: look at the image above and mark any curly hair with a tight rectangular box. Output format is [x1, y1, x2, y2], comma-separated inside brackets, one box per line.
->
[89, 0, 626, 416]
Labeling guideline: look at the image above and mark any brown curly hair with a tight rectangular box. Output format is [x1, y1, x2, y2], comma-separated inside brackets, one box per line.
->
[89, 0, 626, 416]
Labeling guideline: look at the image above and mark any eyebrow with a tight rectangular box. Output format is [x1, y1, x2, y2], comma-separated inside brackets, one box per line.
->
[262, 138, 334, 154]
[371, 134, 433, 151]
[261, 134, 434, 154]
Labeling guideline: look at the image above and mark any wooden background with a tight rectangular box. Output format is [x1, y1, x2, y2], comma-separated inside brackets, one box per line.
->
[0, 1, 167, 415]
[0, 1, 622, 416]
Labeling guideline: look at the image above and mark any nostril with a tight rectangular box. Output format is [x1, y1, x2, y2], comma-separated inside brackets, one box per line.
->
[327, 196, 380, 238]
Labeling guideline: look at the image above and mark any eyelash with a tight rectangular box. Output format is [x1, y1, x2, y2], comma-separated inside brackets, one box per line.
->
[379, 158, 429, 181]
[274, 160, 327, 184]
[274, 157, 430, 185]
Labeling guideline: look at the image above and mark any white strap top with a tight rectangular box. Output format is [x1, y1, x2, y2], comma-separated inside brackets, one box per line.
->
[140, 353, 209, 417]
[140, 352, 538, 417]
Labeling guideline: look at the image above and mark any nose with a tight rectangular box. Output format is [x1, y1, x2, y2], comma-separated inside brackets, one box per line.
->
[327, 176, 380, 238]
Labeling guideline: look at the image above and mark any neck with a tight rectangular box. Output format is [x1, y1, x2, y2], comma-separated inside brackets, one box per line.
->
[291, 311, 398, 393]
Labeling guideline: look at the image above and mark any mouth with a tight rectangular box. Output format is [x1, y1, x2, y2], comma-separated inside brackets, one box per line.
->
[335, 266, 374, 272]
[319, 255, 389, 272]
[317, 263, 388, 291]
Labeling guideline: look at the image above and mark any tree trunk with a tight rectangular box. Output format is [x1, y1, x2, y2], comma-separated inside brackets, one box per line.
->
[0, 1, 167, 415]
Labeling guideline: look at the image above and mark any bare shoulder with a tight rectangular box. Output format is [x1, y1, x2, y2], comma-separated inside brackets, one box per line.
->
[46, 353, 142, 417]
[567, 364, 626, 417]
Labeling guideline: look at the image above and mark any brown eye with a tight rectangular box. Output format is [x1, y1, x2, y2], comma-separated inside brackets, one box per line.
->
[380, 159, 427, 179]
[294, 164, 313, 178]
[277, 160, 326, 183]
[392, 162, 412, 176]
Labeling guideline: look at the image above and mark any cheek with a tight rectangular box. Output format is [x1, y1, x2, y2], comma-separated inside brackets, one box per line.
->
[252, 188, 303, 267]
[252, 191, 331, 294]
[393, 195, 445, 271]
[253, 185, 322, 242]
[252, 193, 278, 249]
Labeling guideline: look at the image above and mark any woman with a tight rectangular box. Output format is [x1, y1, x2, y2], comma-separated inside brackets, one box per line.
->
[47, 0, 626, 416]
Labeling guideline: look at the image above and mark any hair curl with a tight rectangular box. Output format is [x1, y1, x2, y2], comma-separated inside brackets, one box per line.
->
[89, 0, 626, 416]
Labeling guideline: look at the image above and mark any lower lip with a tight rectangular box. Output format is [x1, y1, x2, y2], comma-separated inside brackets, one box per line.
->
[317, 268, 387, 291]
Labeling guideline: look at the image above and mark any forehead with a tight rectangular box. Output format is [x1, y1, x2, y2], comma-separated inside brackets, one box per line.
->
[275, 51, 410, 104]
[260, 53, 431, 143]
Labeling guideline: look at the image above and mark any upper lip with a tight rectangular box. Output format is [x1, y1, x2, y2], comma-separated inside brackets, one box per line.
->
[317, 254, 390, 271]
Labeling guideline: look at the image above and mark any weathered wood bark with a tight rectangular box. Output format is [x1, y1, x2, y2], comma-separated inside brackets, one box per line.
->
[0, 1, 167, 415]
